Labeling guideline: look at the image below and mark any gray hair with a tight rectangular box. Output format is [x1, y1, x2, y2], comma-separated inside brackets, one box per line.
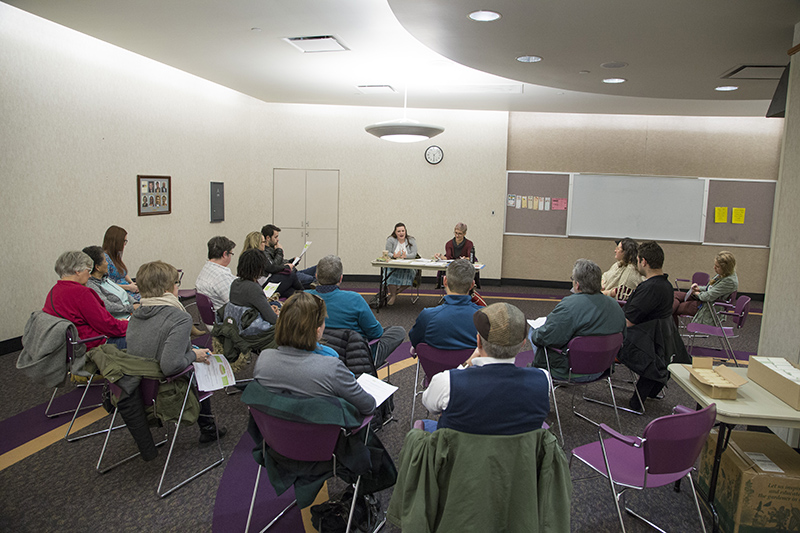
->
[55, 251, 93, 277]
[316, 255, 343, 285]
[454, 222, 468, 234]
[480, 336, 524, 359]
[445, 258, 475, 294]
[572, 258, 602, 294]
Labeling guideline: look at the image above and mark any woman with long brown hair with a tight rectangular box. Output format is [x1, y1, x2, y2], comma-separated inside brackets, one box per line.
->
[102, 225, 140, 301]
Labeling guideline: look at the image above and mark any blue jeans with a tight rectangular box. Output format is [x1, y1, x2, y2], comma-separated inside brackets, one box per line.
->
[296, 265, 317, 288]
[107, 336, 127, 350]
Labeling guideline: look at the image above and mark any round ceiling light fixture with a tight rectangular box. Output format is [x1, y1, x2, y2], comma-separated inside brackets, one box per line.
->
[516, 55, 543, 63]
[365, 118, 444, 143]
[601, 61, 628, 69]
[602, 78, 627, 84]
[715, 85, 739, 92]
[468, 10, 501, 22]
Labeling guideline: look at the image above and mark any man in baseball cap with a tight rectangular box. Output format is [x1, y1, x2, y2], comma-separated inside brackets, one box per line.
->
[422, 303, 550, 435]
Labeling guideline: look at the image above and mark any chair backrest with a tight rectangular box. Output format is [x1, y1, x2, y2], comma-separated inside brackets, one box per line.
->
[732, 295, 751, 329]
[415, 343, 474, 380]
[195, 292, 217, 325]
[642, 403, 716, 475]
[566, 333, 624, 375]
[692, 272, 711, 286]
[249, 406, 341, 462]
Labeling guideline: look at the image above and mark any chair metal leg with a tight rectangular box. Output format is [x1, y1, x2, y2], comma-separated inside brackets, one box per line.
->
[246, 446, 297, 533]
[45, 379, 104, 419]
[96, 407, 167, 474]
[409, 360, 421, 428]
[65, 375, 125, 442]
[225, 378, 254, 395]
[346, 475, 363, 533]
[599, 436, 627, 532]
[157, 374, 224, 498]
[550, 380, 564, 445]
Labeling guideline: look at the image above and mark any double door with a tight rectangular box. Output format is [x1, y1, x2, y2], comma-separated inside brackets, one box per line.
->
[273, 169, 339, 270]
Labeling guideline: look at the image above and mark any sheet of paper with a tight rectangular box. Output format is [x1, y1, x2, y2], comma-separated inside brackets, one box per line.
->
[527, 196, 534, 209]
[527, 316, 547, 329]
[551, 198, 568, 210]
[356, 373, 398, 407]
[715, 206, 728, 223]
[521, 195, 527, 209]
[192, 354, 235, 392]
[507, 194, 515, 207]
[732, 207, 745, 224]
[263, 282, 280, 298]
[292, 241, 312, 266]
[515, 196, 522, 209]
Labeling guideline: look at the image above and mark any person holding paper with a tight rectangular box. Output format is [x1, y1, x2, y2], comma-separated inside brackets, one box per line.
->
[433, 222, 479, 290]
[422, 303, 550, 434]
[229, 249, 279, 325]
[260, 224, 317, 293]
[530, 259, 626, 381]
[600, 238, 643, 298]
[254, 292, 375, 415]
[383, 222, 418, 305]
[672, 251, 738, 326]
[126, 260, 226, 456]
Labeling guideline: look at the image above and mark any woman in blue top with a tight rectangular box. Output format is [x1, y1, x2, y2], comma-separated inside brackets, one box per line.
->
[102, 225, 141, 302]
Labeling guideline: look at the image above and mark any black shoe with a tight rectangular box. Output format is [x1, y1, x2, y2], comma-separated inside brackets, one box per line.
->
[629, 395, 643, 412]
[199, 425, 227, 444]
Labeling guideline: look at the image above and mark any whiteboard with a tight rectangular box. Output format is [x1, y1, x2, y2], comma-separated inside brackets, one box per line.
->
[568, 174, 707, 242]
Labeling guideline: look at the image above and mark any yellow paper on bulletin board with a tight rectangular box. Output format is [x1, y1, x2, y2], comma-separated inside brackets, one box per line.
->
[714, 207, 728, 223]
[732, 207, 745, 224]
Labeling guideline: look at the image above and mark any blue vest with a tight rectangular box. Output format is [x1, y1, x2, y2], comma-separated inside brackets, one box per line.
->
[437, 364, 550, 435]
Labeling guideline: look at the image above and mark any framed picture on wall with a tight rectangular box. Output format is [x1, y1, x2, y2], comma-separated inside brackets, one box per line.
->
[137, 175, 171, 216]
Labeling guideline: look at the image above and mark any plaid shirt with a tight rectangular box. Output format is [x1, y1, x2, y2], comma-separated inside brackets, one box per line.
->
[195, 260, 236, 311]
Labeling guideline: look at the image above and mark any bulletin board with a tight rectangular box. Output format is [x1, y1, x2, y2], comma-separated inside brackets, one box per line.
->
[703, 179, 776, 247]
[504, 172, 570, 236]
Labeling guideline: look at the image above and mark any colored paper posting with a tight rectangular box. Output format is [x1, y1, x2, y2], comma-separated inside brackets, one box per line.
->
[714, 207, 728, 223]
[732, 207, 745, 224]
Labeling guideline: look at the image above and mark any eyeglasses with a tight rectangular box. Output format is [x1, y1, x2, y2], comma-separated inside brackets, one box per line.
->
[124, 239, 128, 244]
[174, 280, 181, 286]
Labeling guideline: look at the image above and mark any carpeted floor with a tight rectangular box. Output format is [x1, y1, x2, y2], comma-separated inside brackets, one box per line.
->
[0, 281, 765, 532]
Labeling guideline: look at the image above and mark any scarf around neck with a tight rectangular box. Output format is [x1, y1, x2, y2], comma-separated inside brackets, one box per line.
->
[140, 292, 186, 312]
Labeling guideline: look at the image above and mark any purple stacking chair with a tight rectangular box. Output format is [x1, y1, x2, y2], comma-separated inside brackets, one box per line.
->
[686, 295, 751, 366]
[571, 403, 716, 532]
[541, 333, 625, 444]
[245, 407, 375, 533]
[96, 365, 224, 498]
[45, 329, 123, 442]
[408, 343, 474, 428]
[674, 271, 710, 292]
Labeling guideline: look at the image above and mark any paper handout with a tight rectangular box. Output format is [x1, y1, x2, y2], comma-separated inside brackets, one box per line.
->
[193, 354, 235, 392]
[356, 373, 398, 407]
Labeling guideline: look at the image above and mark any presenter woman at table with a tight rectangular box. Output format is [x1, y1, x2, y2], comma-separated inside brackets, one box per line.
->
[384, 222, 417, 305]
[433, 222, 477, 289]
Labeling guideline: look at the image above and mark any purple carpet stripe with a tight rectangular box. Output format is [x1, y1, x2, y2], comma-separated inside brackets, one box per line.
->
[343, 287, 565, 301]
[687, 346, 753, 361]
[0, 385, 103, 455]
[382, 341, 412, 367]
[213, 431, 302, 533]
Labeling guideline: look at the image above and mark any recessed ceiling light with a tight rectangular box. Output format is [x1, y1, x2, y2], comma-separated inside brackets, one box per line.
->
[602, 78, 627, 84]
[579, 70, 591, 74]
[715, 85, 739, 92]
[356, 85, 396, 95]
[601, 61, 628, 69]
[516, 55, 542, 63]
[250, 27, 261, 32]
[468, 10, 501, 22]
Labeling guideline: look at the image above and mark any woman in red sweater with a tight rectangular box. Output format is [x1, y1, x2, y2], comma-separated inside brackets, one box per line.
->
[43, 251, 129, 349]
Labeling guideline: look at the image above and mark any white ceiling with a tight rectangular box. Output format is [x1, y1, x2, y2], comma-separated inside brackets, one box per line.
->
[6, 0, 800, 116]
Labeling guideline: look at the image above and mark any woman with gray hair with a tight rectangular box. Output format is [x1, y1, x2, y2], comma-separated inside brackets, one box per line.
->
[82, 245, 139, 319]
[42, 251, 129, 349]
[434, 222, 478, 289]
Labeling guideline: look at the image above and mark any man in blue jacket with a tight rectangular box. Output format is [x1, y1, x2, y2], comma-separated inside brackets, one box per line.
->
[409, 259, 481, 350]
[308, 255, 405, 368]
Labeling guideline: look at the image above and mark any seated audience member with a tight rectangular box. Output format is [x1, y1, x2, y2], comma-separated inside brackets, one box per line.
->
[672, 251, 738, 326]
[241, 231, 266, 253]
[600, 238, 644, 298]
[254, 292, 375, 414]
[423, 303, 550, 434]
[102, 225, 140, 302]
[43, 251, 128, 349]
[433, 222, 478, 289]
[195, 236, 236, 311]
[82, 245, 139, 319]
[123, 260, 226, 459]
[409, 259, 481, 350]
[308, 255, 405, 368]
[383, 222, 418, 305]
[261, 224, 316, 297]
[230, 249, 279, 325]
[531, 259, 626, 381]
[621, 241, 689, 409]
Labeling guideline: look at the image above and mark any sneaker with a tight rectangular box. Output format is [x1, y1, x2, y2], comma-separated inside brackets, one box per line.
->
[199, 425, 227, 444]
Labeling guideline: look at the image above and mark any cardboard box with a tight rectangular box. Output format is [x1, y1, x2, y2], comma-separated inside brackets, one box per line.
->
[697, 430, 800, 533]
[748, 357, 800, 411]
[687, 358, 748, 400]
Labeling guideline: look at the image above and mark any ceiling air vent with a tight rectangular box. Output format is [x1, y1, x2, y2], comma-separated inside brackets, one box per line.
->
[283, 35, 349, 53]
[722, 65, 785, 80]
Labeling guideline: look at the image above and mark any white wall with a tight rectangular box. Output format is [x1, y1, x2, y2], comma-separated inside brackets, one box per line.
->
[0, 4, 508, 341]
